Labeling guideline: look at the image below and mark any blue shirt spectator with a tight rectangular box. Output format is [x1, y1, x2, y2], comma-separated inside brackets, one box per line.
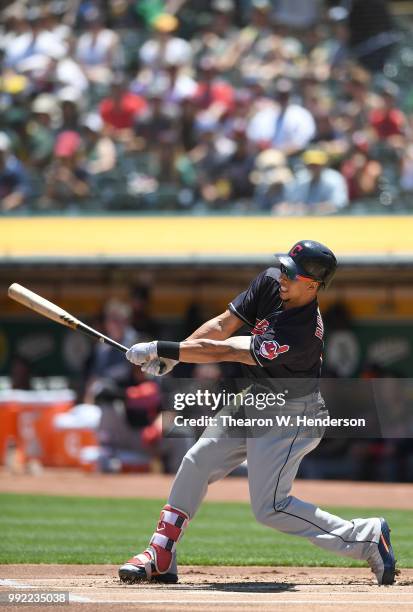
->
[273, 150, 349, 215]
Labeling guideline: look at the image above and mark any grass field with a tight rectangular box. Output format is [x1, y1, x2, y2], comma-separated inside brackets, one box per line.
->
[1, 493, 412, 567]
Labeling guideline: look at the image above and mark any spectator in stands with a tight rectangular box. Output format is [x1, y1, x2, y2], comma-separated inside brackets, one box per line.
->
[75, 5, 120, 85]
[0, 131, 31, 212]
[274, 149, 348, 215]
[193, 0, 238, 68]
[82, 113, 117, 176]
[57, 87, 82, 133]
[250, 148, 293, 211]
[43, 131, 90, 208]
[30, 94, 58, 168]
[369, 81, 406, 142]
[84, 298, 138, 404]
[138, 13, 192, 75]
[135, 81, 176, 148]
[218, 120, 256, 202]
[99, 75, 147, 137]
[193, 56, 235, 117]
[247, 78, 316, 155]
[4, 6, 67, 72]
[341, 141, 383, 201]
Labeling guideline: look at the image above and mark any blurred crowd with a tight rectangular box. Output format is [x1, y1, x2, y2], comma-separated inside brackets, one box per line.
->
[1, 0, 413, 214]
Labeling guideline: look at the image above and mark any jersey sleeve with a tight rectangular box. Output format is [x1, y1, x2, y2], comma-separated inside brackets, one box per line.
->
[228, 271, 267, 327]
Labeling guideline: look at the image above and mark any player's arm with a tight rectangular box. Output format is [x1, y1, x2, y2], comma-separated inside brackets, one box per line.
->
[185, 309, 244, 341]
[126, 336, 256, 367]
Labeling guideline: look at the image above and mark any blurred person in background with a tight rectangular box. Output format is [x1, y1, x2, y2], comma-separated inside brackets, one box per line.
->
[217, 120, 256, 204]
[220, 0, 274, 74]
[250, 148, 293, 211]
[4, 6, 67, 72]
[0, 131, 31, 212]
[57, 87, 83, 133]
[82, 112, 117, 175]
[99, 74, 147, 140]
[130, 285, 159, 338]
[274, 149, 348, 215]
[75, 5, 121, 86]
[29, 93, 59, 169]
[247, 78, 316, 155]
[192, 0, 238, 68]
[193, 56, 235, 118]
[43, 130, 90, 209]
[369, 81, 406, 144]
[138, 13, 192, 77]
[84, 298, 138, 404]
[341, 139, 383, 202]
[134, 81, 177, 148]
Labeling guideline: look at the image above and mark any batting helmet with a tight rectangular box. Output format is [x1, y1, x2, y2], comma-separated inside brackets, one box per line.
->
[276, 240, 337, 287]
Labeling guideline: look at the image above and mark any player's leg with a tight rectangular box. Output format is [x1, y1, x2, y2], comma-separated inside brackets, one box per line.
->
[119, 433, 246, 583]
[247, 397, 396, 585]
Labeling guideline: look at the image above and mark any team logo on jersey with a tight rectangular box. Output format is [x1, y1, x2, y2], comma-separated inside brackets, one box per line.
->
[252, 318, 269, 336]
[259, 340, 290, 360]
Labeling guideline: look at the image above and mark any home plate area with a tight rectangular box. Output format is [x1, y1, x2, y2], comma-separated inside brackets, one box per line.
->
[1, 566, 413, 612]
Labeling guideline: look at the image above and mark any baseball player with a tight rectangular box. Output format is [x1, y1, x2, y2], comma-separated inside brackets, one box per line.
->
[119, 240, 397, 586]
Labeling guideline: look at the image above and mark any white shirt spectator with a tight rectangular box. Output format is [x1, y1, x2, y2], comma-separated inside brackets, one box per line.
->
[5, 31, 67, 68]
[287, 167, 349, 210]
[75, 28, 119, 67]
[139, 37, 192, 71]
[247, 103, 316, 152]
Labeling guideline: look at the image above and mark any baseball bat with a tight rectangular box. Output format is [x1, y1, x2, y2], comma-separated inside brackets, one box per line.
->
[8, 283, 128, 354]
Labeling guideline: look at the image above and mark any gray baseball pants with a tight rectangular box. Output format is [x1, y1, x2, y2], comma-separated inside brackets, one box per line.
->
[167, 392, 381, 571]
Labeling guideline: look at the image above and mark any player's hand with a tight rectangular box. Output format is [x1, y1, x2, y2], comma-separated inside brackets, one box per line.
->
[126, 341, 158, 365]
[142, 358, 178, 377]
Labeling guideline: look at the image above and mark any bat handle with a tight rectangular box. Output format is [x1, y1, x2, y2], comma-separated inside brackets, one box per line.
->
[77, 321, 129, 353]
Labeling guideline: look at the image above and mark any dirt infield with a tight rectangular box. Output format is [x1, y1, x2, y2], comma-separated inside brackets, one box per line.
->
[1, 468, 413, 509]
[1, 565, 412, 612]
[0, 468, 413, 510]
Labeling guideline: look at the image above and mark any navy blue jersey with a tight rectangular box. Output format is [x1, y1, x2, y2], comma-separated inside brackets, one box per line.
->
[228, 268, 324, 396]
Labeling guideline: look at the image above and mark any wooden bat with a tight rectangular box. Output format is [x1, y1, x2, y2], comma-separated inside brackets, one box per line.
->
[8, 283, 128, 354]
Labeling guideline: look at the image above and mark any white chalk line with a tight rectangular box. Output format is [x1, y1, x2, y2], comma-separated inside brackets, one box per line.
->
[48, 599, 413, 606]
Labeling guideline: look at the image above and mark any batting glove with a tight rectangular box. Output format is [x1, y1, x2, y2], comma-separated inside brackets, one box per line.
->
[126, 341, 158, 365]
[142, 358, 178, 377]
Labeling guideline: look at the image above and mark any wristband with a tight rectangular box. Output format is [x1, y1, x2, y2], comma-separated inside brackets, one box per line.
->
[157, 341, 180, 361]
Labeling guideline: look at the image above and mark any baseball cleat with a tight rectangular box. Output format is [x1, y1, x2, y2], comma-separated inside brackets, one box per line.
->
[369, 518, 398, 585]
[119, 545, 178, 584]
[119, 563, 178, 584]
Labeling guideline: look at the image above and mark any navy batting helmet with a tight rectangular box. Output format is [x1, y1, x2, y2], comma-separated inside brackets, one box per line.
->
[276, 240, 337, 287]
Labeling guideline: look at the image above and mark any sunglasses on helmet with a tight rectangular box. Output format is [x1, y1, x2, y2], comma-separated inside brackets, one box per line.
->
[280, 263, 315, 282]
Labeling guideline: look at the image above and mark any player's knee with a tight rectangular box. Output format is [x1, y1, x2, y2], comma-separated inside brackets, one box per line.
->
[251, 496, 291, 527]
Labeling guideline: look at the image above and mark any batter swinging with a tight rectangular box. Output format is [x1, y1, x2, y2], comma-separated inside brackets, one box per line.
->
[119, 240, 397, 586]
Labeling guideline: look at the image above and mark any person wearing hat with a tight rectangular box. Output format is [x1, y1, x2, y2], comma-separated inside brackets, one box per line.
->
[139, 13, 192, 75]
[0, 131, 31, 212]
[250, 148, 293, 211]
[29, 94, 59, 168]
[281, 149, 348, 215]
[247, 79, 316, 155]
